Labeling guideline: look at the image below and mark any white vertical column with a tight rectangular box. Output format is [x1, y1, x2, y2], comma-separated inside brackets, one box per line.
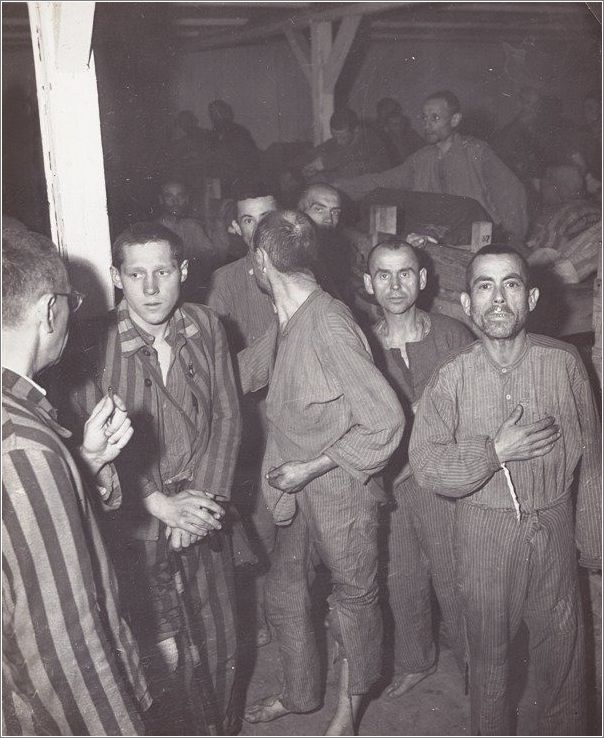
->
[28, 1, 113, 316]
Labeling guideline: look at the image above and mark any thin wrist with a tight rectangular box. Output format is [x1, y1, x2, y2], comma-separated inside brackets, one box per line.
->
[78, 445, 105, 477]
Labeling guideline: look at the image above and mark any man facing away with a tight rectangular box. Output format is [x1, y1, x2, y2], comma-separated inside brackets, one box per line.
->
[334, 90, 529, 239]
[409, 244, 601, 735]
[2, 229, 150, 734]
[55, 222, 242, 733]
[238, 210, 405, 735]
[363, 240, 474, 696]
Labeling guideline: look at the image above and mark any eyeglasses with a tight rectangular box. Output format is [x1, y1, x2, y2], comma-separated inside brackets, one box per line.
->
[55, 290, 85, 313]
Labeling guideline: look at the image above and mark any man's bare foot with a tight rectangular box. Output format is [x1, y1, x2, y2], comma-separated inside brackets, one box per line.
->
[243, 694, 291, 723]
[385, 665, 436, 697]
[324, 658, 361, 735]
[324, 708, 355, 736]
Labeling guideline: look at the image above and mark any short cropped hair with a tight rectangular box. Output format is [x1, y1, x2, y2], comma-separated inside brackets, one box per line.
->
[253, 210, 318, 275]
[465, 243, 530, 289]
[112, 221, 184, 269]
[330, 108, 359, 132]
[2, 230, 67, 327]
[297, 183, 341, 212]
[425, 90, 461, 116]
[366, 239, 422, 275]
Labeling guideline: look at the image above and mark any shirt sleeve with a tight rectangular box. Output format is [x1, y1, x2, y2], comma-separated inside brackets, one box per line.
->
[570, 355, 602, 569]
[409, 363, 502, 496]
[480, 144, 529, 239]
[2, 448, 145, 735]
[205, 270, 231, 318]
[192, 315, 242, 500]
[318, 311, 405, 481]
[333, 158, 415, 201]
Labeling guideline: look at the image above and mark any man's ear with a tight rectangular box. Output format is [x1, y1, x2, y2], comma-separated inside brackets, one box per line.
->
[363, 273, 375, 295]
[110, 265, 123, 291]
[451, 112, 462, 129]
[418, 267, 428, 291]
[36, 293, 57, 334]
[180, 259, 189, 283]
[230, 220, 242, 237]
[460, 291, 471, 317]
[253, 247, 267, 273]
[528, 286, 540, 312]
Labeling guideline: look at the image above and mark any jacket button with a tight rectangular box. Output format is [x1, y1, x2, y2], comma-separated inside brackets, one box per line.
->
[144, 378, 152, 387]
[142, 348, 151, 356]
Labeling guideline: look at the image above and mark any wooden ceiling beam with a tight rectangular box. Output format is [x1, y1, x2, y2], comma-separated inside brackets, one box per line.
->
[180, 2, 408, 53]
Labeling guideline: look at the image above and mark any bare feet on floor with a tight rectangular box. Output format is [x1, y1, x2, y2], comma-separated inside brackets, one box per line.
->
[385, 665, 437, 697]
[243, 694, 291, 724]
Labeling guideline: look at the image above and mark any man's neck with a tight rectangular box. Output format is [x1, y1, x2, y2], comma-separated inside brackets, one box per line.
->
[435, 133, 455, 155]
[481, 330, 529, 368]
[2, 330, 38, 379]
[128, 309, 171, 340]
[271, 274, 319, 330]
[381, 305, 423, 345]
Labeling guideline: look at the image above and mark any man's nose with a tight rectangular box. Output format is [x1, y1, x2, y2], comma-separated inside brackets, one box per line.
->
[143, 277, 159, 295]
[493, 286, 505, 303]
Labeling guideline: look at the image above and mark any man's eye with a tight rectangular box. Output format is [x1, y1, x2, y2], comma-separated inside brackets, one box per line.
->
[478, 283, 491, 290]
[158, 270, 170, 277]
[379, 273, 389, 280]
[506, 280, 520, 289]
[129, 273, 142, 279]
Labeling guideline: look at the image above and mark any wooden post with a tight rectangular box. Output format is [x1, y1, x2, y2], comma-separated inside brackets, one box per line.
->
[310, 21, 333, 145]
[308, 16, 362, 145]
[28, 1, 114, 317]
[369, 205, 398, 247]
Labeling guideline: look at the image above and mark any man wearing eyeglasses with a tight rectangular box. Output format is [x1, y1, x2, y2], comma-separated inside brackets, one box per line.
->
[2, 228, 150, 734]
[333, 90, 529, 240]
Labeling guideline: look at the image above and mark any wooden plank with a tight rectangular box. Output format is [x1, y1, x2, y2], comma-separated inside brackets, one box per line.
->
[369, 205, 397, 247]
[180, 3, 405, 53]
[310, 21, 333, 145]
[29, 1, 114, 317]
[285, 29, 311, 85]
[324, 15, 361, 89]
[54, 2, 95, 71]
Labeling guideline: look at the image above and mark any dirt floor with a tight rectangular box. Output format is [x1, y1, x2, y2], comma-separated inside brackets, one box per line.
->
[235, 568, 601, 737]
[145, 565, 601, 737]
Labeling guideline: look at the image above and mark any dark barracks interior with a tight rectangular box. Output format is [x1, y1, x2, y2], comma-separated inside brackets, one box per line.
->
[2, 2, 602, 736]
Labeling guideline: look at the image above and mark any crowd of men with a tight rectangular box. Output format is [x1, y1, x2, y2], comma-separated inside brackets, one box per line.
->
[2, 87, 601, 737]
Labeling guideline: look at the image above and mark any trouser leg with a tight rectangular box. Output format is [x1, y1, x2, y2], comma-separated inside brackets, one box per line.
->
[409, 479, 465, 671]
[302, 468, 382, 696]
[456, 504, 528, 736]
[180, 534, 238, 727]
[264, 509, 321, 712]
[523, 502, 587, 736]
[388, 478, 434, 674]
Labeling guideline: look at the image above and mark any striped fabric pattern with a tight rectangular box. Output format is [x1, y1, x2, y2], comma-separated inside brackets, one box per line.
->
[206, 254, 276, 352]
[409, 333, 601, 566]
[261, 289, 405, 524]
[56, 301, 242, 540]
[2, 368, 149, 736]
[561, 219, 602, 282]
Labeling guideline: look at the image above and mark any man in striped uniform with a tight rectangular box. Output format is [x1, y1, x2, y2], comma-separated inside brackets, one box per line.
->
[410, 244, 601, 735]
[363, 240, 474, 696]
[238, 211, 405, 735]
[2, 230, 150, 735]
[56, 222, 242, 732]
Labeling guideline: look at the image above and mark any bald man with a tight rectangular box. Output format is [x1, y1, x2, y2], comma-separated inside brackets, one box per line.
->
[364, 239, 474, 696]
